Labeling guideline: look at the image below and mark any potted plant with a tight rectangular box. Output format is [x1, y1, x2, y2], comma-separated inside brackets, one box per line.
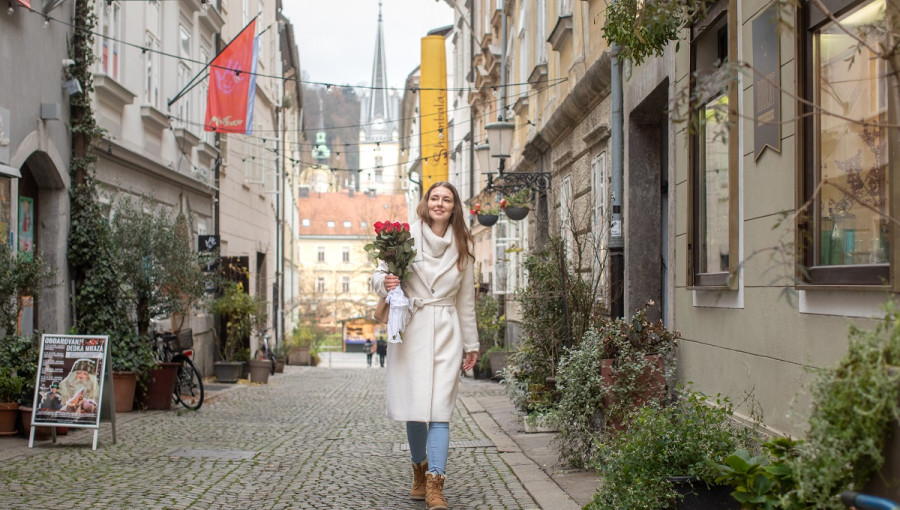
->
[288, 322, 325, 366]
[475, 292, 506, 378]
[500, 188, 532, 221]
[586, 389, 753, 509]
[210, 281, 266, 382]
[110, 331, 156, 412]
[470, 202, 500, 227]
[273, 341, 287, 373]
[0, 368, 25, 436]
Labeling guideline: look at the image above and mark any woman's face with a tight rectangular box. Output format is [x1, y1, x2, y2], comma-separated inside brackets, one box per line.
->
[427, 186, 454, 225]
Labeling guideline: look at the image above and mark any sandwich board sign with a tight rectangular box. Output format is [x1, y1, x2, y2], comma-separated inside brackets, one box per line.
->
[29, 334, 117, 450]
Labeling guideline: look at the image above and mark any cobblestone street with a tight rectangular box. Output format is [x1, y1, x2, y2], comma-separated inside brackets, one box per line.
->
[0, 358, 546, 509]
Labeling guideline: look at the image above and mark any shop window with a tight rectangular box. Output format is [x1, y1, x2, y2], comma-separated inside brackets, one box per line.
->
[689, 1, 738, 288]
[802, 0, 892, 286]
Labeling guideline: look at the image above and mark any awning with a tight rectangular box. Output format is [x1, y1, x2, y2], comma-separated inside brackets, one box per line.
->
[0, 164, 21, 178]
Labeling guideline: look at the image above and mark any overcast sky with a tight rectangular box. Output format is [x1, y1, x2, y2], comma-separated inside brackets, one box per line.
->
[283, 0, 455, 91]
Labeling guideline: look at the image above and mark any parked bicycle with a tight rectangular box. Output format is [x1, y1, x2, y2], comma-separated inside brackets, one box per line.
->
[151, 328, 204, 411]
[841, 491, 900, 510]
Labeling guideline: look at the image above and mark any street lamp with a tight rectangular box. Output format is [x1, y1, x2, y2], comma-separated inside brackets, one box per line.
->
[481, 120, 550, 194]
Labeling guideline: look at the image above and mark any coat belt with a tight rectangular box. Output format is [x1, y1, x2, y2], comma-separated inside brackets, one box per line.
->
[406, 295, 456, 327]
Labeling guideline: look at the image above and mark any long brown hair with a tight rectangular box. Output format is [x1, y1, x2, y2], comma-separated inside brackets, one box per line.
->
[416, 182, 474, 271]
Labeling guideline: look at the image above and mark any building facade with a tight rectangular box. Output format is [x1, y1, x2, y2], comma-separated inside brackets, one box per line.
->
[295, 191, 407, 331]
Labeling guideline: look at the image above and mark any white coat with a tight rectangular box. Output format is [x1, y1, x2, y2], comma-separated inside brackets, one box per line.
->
[371, 220, 479, 422]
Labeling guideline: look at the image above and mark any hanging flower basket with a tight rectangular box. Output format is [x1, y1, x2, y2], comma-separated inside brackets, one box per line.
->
[504, 206, 530, 221]
[477, 214, 499, 227]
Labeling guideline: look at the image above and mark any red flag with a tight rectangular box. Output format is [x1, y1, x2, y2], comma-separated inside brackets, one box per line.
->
[205, 19, 258, 134]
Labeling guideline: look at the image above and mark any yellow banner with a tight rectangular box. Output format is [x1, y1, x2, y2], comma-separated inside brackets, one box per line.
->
[419, 36, 448, 190]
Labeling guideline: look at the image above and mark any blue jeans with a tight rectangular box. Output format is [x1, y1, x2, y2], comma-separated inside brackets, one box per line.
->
[406, 421, 449, 475]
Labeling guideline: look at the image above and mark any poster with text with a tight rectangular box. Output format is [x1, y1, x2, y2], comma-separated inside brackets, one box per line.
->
[32, 335, 108, 427]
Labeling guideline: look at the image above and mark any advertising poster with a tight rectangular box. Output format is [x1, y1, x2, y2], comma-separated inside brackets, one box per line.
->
[32, 335, 109, 428]
[18, 196, 33, 260]
[419, 35, 449, 190]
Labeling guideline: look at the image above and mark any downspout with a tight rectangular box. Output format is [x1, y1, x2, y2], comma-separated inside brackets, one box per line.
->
[500, 6, 508, 120]
[609, 6, 625, 319]
[273, 106, 282, 349]
[469, 0, 475, 200]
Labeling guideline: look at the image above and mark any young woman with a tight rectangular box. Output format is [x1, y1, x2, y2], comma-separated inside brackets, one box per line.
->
[371, 182, 479, 510]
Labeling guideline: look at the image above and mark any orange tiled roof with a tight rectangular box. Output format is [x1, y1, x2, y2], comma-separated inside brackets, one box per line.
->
[297, 191, 409, 237]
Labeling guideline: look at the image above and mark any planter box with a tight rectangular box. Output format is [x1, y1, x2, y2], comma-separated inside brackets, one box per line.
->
[214, 361, 243, 383]
[667, 476, 739, 510]
[19, 406, 51, 440]
[600, 354, 666, 430]
[288, 346, 311, 366]
[504, 206, 530, 221]
[524, 412, 558, 433]
[487, 350, 509, 380]
[274, 358, 286, 373]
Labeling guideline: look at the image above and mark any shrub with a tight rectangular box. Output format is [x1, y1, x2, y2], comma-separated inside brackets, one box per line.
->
[554, 305, 678, 467]
[588, 389, 754, 510]
[785, 301, 900, 509]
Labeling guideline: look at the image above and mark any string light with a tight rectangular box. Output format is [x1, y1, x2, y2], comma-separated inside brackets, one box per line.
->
[7, 2, 14, 15]
[43, 16, 50, 29]
[201, 0, 209, 13]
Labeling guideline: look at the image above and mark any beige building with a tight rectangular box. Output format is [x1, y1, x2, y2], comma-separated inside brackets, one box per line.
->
[295, 191, 407, 331]
[668, 0, 895, 436]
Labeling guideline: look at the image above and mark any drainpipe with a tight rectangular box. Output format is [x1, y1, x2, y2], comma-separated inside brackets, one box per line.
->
[469, 0, 475, 200]
[609, 10, 625, 319]
[500, 6, 508, 120]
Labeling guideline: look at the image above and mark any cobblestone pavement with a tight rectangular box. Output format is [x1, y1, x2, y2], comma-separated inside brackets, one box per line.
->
[0, 364, 539, 509]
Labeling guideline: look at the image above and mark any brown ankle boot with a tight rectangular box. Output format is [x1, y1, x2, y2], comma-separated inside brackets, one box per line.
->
[425, 473, 448, 510]
[410, 460, 428, 500]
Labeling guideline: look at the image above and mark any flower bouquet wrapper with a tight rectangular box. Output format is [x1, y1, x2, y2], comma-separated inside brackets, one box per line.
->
[385, 287, 410, 343]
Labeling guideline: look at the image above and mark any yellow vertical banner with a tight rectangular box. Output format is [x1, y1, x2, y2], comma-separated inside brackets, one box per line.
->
[420, 35, 448, 189]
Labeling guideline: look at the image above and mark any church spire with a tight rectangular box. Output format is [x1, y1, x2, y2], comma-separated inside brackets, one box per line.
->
[364, 1, 391, 140]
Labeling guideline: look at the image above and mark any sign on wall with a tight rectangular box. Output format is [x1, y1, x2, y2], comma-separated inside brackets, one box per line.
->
[752, 4, 782, 160]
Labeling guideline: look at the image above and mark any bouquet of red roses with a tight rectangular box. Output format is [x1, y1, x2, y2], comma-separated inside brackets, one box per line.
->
[365, 221, 416, 342]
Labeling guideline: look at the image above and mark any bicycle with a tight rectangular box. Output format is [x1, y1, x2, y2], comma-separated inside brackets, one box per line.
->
[151, 328, 204, 411]
[841, 491, 900, 510]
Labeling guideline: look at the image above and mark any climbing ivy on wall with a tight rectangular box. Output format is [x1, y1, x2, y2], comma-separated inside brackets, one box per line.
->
[67, 0, 132, 342]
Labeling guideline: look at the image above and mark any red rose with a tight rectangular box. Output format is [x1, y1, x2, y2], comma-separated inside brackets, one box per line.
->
[374, 221, 383, 234]
[403, 223, 410, 231]
[392, 222, 401, 231]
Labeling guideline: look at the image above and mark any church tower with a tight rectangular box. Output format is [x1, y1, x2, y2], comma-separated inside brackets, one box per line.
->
[358, 1, 402, 195]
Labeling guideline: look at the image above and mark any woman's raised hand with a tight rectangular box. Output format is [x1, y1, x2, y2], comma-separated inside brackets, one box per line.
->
[384, 274, 400, 292]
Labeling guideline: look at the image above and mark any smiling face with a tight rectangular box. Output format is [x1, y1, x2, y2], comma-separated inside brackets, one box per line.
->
[427, 185, 454, 226]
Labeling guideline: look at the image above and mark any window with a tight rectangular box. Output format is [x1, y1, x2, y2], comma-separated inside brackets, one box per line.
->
[536, 0, 547, 64]
[144, 34, 161, 108]
[302, 218, 310, 227]
[343, 221, 351, 228]
[179, 25, 191, 58]
[375, 169, 383, 183]
[592, 152, 609, 234]
[494, 217, 529, 294]
[327, 221, 335, 228]
[689, 1, 737, 287]
[342, 246, 350, 263]
[177, 63, 192, 127]
[316, 277, 325, 294]
[342, 277, 350, 293]
[803, 0, 892, 286]
[99, 1, 121, 79]
[317, 246, 325, 263]
[360, 221, 368, 229]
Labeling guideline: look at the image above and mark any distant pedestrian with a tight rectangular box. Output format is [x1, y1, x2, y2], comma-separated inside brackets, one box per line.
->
[372, 182, 479, 510]
[364, 339, 374, 367]
[376, 337, 387, 367]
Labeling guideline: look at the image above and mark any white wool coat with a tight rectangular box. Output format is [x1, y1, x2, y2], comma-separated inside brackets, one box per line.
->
[371, 220, 479, 422]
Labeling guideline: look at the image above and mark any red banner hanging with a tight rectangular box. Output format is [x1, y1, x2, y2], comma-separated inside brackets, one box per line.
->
[205, 19, 258, 134]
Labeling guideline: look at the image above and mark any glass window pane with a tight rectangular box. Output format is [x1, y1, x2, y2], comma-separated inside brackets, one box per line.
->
[699, 93, 730, 273]
[814, 0, 888, 266]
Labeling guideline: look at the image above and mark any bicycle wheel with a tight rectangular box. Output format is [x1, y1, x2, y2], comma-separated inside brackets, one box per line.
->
[172, 354, 204, 411]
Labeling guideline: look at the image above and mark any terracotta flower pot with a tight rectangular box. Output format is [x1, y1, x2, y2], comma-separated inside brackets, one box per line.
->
[248, 359, 272, 384]
[112, 371, 138, 413]
[19, 406, 51, 440]
[0, 402, 19, 436]
[136, 362, 179, 410]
